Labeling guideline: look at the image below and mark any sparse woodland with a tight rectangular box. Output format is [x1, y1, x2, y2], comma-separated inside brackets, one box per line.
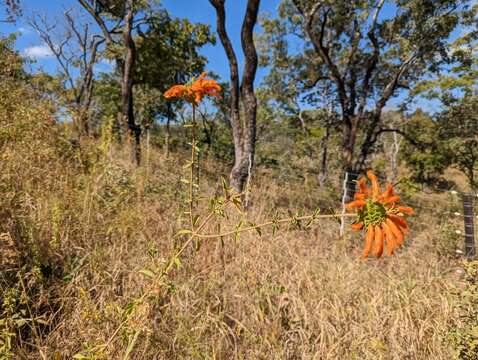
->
[0, 0, 478, 359]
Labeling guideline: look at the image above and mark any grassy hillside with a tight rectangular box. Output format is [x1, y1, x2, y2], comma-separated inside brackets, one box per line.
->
[0, 50, 476, 360]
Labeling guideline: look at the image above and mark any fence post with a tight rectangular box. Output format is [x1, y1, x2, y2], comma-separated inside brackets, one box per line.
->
[340, 172, 358, 236]
[462, 193, 476, 260]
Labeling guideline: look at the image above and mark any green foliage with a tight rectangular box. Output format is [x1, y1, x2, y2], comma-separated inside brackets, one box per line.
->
[449, 261, 478, 360]
[412, 6, 478, 103]
[134, 11, 215, 128]
[437, 94, 478, 190]
[400, 109, 449, 184]
[92, 10, 215, 132]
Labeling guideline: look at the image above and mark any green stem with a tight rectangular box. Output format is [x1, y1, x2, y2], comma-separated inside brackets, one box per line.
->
[195, 213, 356, 239]
[190, 103, 196, 230]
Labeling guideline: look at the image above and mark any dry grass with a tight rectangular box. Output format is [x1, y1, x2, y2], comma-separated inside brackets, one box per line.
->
[0, 69, 468, 360]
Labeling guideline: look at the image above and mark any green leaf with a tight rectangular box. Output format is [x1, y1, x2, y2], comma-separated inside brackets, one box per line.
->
[123, 330, 141, 360]
[138, 268, 155, 279]
[193, 215, 200, 226]
[73, 353, 88, 360]
[175, 229, 192, 237]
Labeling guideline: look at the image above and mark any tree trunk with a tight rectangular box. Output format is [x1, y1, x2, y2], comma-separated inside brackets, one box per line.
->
[81, 37, 103, 136]
[230, 91, 257, 192]
[165, 115, 171, 158]
[146, 126, 150, 169]
[209, 0, 260, 194]
[318, 123, 329, 185]
[121, 0, 140, 166]
[342, 116, 358, 172]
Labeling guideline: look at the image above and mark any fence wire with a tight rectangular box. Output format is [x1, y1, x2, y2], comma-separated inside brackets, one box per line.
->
[342, 171, 476, 259]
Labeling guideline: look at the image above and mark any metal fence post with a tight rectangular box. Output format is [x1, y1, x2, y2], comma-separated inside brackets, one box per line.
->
[462, 193, 476, 260]
[345, 172, 358, 202]
[340, 172, 358, 236]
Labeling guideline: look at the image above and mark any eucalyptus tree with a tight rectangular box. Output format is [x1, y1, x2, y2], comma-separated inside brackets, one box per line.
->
[262, 0, 474, 173]
[209, 0, 261, 193]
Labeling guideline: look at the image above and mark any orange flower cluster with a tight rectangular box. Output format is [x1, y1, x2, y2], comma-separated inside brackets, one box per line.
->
[346, 170, 413, 258]
[164, 72, 221, 105]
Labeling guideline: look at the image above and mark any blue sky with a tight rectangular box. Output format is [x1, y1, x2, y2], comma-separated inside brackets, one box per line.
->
[0, 0, 464, 113]
[0, 0, 281, 81]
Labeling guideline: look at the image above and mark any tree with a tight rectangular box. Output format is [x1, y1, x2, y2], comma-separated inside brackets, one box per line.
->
[78, 0, 150, 165]
[209, 0, 261, 193]
[265, 0, 473, 173]
[412, 24, 478, 104]
[1, 0, 20, 22]
[90, 11, 214, 158]
[29, 11, 104, 136]
[437, 95, 478, 190]
[135, 14, 215, 155]
[400, 109, 448, 185]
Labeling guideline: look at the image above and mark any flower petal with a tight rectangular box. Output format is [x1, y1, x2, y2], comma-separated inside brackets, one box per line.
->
[351, 222, 364, 231]
[373, 225, 384, 258]
[386, 218, 404, 246]
[346, 200, 366, 209]
[396, 206, 414, 215]
[367, 170, 381, 199]
[357, 178, 369, 196]
[382, 183, 394, 199]
[354, 193, 366, 200]
[383, 195, 401, 204]
[388, 214, 409, 234]
[363, 224, 375, 258]
[382, 221, 396, 256]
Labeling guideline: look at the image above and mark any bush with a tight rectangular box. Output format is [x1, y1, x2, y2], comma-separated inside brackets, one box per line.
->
[450, 261, 478, 359]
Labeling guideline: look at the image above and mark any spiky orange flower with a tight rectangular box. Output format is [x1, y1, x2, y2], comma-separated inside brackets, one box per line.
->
[164, 72, 221, 105]
[346, 170, 414, 258]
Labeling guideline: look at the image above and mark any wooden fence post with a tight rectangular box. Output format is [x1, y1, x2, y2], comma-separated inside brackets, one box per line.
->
[462, 193, 476, 260]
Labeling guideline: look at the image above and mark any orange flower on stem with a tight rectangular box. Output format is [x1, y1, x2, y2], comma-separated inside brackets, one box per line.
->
[164, 72, 221, 105]
[346, 170, 414, 258]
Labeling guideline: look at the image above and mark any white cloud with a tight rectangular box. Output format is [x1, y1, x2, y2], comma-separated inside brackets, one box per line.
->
[23, 44, 53, 59]
[18, 27, 31, 35]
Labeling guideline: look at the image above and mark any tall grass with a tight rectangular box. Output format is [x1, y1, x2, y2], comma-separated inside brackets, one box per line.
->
[0, 55, 471, 359]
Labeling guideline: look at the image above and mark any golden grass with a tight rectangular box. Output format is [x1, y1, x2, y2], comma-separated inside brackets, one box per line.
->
[0, 73, 467, 359]
[4, 152, 458, 359]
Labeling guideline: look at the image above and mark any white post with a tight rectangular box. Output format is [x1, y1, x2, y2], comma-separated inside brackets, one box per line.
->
[244, 153, 253, 209]
[339, 172, 349, 236]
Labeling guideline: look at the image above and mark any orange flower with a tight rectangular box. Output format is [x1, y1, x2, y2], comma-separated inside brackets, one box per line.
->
[164, 72, 221, 105]
[346, 170, 413, 258]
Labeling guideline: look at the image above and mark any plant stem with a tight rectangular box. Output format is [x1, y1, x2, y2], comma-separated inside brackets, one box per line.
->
[190, 103, 196, 230]
[195, 213, 356, 239]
